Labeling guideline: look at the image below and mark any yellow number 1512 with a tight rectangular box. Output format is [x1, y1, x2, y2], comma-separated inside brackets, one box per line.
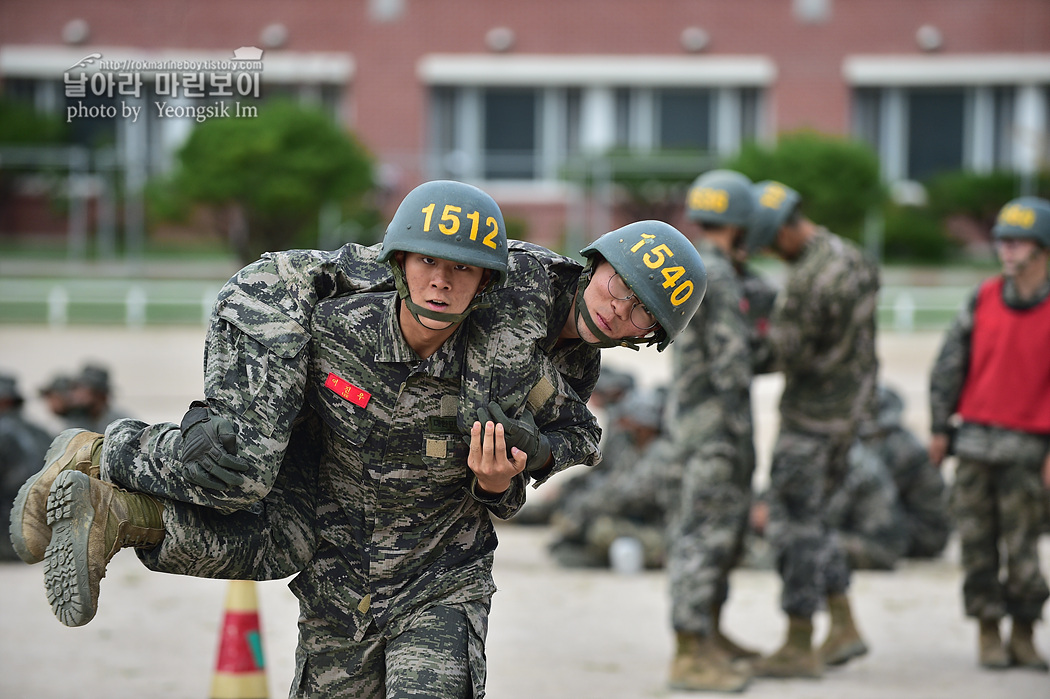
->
[420, 203, 500, 249]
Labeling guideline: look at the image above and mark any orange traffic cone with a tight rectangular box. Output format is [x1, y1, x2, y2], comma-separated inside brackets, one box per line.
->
[210, 580, 269, 699]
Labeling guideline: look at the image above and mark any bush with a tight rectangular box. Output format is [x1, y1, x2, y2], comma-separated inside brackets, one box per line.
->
[725, 130, 885, 242]
[881, 205, 957, 263]
[924, 170, 1050, 236]
[156, 99, 375, 263]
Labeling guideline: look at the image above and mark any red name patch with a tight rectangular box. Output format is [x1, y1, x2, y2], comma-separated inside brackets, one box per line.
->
[325, 373, 371, 409]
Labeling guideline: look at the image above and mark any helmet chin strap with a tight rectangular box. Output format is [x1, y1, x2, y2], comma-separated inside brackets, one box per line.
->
[572, 268, 648, 351]
[391, 261, 491, 328]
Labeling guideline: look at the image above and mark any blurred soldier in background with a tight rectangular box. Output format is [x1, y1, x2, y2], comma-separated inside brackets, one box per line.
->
[37, 374, 75, 431]
[748, 180, 880, 679]
[0, 373, 53, 561]
[64, 363, 130, 434]
[826, 442, 909, 571]
[589, 366, 636, 416]
[665, 169, 760, 692]
[548, 387, 668, 569]
[929, 195, 1050, 672]
[862, 385, 950, 560]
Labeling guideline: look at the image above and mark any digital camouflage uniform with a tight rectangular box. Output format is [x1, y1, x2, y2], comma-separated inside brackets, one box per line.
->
[859, 387, 950, 559]
[825, 442, 908, 571]
[0, 401, 53, 561]
[666, 240, 756, 635]
[288, 291, 522, 698]
[549, 389, 671, 569]
[929, 277, 1050, 623]
[101, 241, 602, 584]
[760, 229, 880, 618]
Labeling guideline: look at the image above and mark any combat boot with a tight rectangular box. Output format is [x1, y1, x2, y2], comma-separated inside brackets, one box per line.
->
[44, 470, 164, 627]
[669, 631, 750, 693]
[9, 429, 103, 564]
[752, 615, 823, 678]
[819, 593, 869, 666]
[978, 618, 1010, 669]
[712, 603, 761, 661]
[1007, 619, 1049, 671]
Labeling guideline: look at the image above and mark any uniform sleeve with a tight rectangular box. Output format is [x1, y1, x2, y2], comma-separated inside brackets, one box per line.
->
[928, 290, 977, 434]
[524, 354, 602, 486]
[470, 472, 528, 519]
[669, 261, 752, 448]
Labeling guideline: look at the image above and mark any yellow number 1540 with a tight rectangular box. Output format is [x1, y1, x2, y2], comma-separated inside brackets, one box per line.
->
[629, 234, 694, 306]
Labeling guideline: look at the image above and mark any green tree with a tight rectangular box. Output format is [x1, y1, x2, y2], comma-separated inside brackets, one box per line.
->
[161, 99, 374, 263]
[725, 130, 885, 242]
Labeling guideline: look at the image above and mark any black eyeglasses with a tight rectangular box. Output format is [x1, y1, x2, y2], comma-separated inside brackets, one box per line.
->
[607, 273, 658, 330]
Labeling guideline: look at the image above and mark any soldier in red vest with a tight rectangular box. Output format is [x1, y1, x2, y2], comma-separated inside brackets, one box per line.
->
[929, 195, 1050, 673]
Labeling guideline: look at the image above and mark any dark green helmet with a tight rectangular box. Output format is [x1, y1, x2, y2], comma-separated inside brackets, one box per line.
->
[379, 180, 509, 325]
[580, 220, 707, 351]
[992, 196, 1050, 248]
[685, 169, 755, 228]
[747, 180, 801, 252]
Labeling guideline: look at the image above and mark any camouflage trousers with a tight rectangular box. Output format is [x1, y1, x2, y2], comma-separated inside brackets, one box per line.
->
[667, 439, 754, 634]
[766, 429, 852, 618]
[951, 457, 1049, 622]
[292, 600, 489, 699]
[103, 414, 321, 580]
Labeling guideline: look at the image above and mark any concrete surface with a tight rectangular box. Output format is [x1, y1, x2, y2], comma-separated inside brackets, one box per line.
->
[0, 325, 1048, 698]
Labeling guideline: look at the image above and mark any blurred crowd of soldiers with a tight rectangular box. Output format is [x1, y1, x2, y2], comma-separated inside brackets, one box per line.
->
[525, 176, 1050, 689]
[541, 373, 951, 573]
[0, 363, 128, 560]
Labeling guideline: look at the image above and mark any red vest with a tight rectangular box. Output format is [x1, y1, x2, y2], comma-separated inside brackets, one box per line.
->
[957, 277, 1050, 434]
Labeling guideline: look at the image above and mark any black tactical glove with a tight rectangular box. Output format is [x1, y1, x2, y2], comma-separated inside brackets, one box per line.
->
[180, 402, 251, 490]
[477, 401, 552, 474]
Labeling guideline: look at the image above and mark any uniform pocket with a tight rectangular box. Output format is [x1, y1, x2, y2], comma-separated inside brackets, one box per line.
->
[206, 287, 311, 438]
[423, 436, 470, 491]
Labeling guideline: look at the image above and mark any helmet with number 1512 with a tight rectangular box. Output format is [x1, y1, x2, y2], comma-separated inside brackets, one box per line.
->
[379, 180, 509, 324]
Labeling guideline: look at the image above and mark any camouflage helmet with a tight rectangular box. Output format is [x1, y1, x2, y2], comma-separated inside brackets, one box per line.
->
[747, 180, 802, 252]
[685, 169, 755, 228]
[379, 180, 509, 324]
[992, 196, 1050, 248]
[580, 220, 707, 351]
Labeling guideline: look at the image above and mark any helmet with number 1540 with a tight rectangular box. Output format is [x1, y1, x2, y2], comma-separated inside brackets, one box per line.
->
[579, 220, 707, 351]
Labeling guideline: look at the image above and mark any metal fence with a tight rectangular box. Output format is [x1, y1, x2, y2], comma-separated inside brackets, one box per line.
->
[0, 277, 970, 331]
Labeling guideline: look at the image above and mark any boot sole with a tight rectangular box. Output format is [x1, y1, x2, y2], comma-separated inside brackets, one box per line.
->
[669, 679, 750, 693]
[824, 639, 869, 666]
[9, 428, 89, 564]
[43, 470, 97, 627]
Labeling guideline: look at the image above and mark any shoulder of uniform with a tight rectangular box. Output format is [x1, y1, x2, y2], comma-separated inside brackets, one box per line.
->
[507, 241, 581, 291]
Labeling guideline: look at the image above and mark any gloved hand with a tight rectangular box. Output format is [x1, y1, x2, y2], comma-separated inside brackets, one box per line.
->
[180, 402, 251, 490]
[477, 401, 552, 473]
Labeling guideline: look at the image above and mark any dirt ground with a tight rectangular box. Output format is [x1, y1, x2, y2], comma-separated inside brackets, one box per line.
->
[0, 325, 1047, 698]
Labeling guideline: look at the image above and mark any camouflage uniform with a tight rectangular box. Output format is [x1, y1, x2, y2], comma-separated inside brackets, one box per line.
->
[101, 242, 601, 581]
[929, 277, 1050, 623]
[859, 388, 950, 559]
[549, 389, 670, 569]
[825, 442, 908, 571]
[760, 229, 880, 618]
[283, 291, 523, 697]
[0, 382, 53, 561]
[665, 241, 756, 635]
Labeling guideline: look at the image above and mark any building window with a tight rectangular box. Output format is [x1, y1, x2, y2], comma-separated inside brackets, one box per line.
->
[907, 88, 965, 181]
[851, 83, 1048, 182]
[483, 88, 538, 179]
[427, 84, 761, 183]
[656, 88, 711, 150]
